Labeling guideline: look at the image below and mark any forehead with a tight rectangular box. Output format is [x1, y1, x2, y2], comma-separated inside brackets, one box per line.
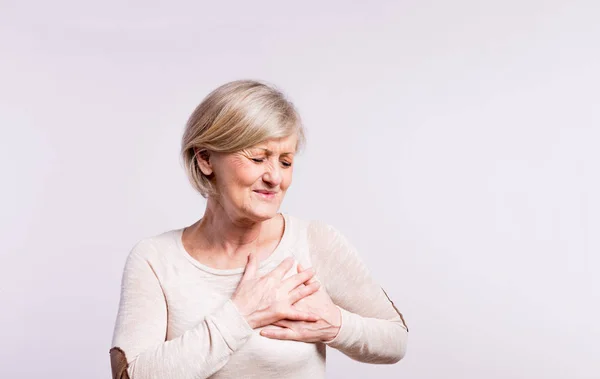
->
[252, 135, 298, 153]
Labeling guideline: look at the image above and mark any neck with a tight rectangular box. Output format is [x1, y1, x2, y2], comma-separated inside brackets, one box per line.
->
[190, 198, 268, 259]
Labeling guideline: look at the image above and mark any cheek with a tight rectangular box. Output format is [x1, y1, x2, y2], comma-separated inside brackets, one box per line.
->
[281, 168, 294, 190]
[222, 158, 257, 185]
[214, 160, 256, 199]
[234, 167, 260, 187]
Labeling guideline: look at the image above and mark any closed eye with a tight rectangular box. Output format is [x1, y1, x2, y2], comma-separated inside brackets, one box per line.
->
[251, 158, 265, 163]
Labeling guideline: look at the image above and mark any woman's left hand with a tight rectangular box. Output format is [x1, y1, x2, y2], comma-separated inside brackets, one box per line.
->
[260, 264, 342, 343]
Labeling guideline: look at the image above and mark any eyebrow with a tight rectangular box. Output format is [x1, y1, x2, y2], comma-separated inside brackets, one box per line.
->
[254, 148, 295, 156]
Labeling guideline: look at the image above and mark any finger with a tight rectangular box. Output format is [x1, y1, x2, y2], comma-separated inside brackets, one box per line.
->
[284, 308, 319, 322]
[273, 320, 294, 328]
[283, 268, 315, 291]
[289, 280, 320, 304]
[241, 253, 258, 282]
[297, 263, 317, 284]
[260, 327, 298, 340]
[268, 257, 295, 280]
[261, 325, 286, 332]
[295, 263, 306, 287]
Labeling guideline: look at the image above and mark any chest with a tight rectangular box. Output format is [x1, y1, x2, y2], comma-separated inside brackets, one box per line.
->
[162, 272, 324, 377]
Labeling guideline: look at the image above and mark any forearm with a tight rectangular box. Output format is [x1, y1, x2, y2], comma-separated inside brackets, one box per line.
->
[111, 300, 253, 379]
[306, 220, 410, 364]
[325, 306, 408, 364]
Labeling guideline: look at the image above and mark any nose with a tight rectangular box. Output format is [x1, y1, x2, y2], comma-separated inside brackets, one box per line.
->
[262, 161, 282, 187]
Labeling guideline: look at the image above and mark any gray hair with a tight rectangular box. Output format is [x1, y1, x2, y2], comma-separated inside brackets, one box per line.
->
[181, 80, 305, 198]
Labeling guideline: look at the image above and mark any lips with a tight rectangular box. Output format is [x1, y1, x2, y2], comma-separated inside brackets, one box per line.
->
[253, 190, 276, 195]
[253, 190, 278, 200]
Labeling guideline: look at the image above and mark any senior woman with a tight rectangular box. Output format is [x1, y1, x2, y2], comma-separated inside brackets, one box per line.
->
[110, 80, 409, 379]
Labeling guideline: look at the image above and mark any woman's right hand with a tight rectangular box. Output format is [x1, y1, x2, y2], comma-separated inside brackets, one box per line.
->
[231, 255, 320, 329]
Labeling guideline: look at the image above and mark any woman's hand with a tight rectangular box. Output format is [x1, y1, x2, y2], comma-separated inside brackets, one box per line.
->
[232, 255, 321, 329]
[259, 264, 342, 343]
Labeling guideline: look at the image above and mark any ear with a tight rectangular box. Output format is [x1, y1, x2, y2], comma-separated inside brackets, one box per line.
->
[194, 147, 213, 176]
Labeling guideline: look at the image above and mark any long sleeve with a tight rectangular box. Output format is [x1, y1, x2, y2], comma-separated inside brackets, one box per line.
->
[110, 240, 254, 379]
[306, 221, 409, 364]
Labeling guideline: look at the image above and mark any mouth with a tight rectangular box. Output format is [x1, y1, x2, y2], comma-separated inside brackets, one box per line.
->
[253, 190, 277, 199]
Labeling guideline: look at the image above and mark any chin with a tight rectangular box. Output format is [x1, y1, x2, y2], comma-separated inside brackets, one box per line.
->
[245, 203, 281, 221]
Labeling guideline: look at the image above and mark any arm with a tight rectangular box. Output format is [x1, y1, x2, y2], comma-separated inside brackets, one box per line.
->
[307, 221, 409, 364]
[110, 241, 253, 379]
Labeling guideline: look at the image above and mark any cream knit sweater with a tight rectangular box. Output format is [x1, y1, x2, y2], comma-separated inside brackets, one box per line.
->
[110, 214, 408, 379]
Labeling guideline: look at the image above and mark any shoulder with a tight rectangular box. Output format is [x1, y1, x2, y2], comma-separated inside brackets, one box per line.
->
[125, 228, 183, 264]
[284, 214, 333, 239]
[284, 214, 349, 250]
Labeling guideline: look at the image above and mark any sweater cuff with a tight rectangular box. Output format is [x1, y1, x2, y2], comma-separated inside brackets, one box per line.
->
[324, 306, 360, 348]
[207, 299, 254, 351]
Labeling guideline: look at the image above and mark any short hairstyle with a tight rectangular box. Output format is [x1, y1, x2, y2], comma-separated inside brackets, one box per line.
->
[181, 80, 305, 198]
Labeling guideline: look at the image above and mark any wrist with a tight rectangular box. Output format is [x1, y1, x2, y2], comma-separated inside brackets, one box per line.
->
[326, 304, 341, 327]
[231, 299, 257, 328]
[321, 305, 342, 343]
[244, 312, 260, 329]
[325, 324, 341, 342]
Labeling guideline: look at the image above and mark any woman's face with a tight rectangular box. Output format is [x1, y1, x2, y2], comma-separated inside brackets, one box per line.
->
[208, 134, 297, 222]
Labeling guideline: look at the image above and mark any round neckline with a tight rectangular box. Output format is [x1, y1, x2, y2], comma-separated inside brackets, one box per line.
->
[175, 213, 291, 276]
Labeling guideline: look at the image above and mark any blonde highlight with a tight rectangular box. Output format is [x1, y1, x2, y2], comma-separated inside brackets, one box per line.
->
[181, 80, 305, 198]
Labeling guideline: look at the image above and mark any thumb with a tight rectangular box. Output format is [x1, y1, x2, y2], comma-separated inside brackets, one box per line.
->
[241, 253, 257, 281]
[298, 263, 317, 284]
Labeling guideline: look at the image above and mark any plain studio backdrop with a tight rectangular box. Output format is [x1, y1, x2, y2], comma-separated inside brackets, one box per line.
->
[1, 1, 598, 378]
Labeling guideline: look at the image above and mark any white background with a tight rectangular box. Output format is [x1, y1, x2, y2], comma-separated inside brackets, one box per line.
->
[1, 1, 598, 378]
